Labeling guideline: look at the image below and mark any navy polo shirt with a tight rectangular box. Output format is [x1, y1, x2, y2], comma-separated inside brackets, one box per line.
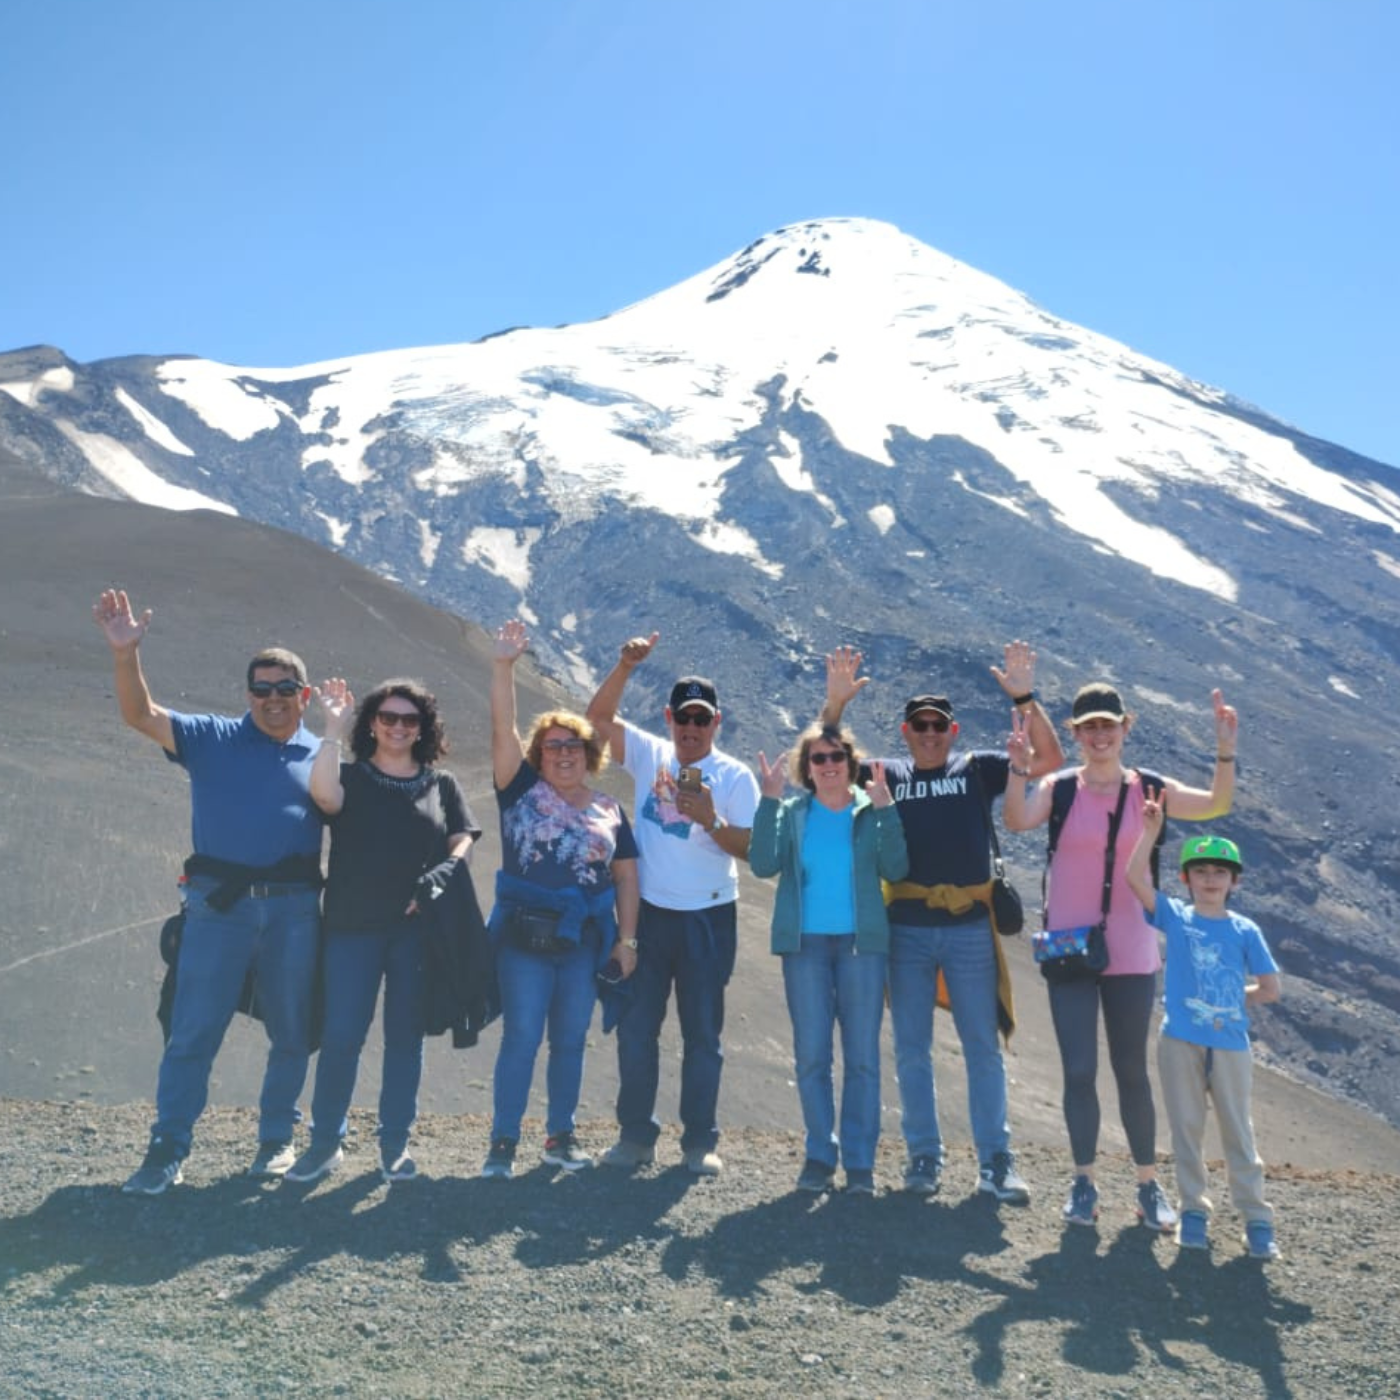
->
[166, 711, 323, 866]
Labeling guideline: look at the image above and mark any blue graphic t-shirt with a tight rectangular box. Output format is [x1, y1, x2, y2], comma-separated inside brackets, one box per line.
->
[1151, 891, 1279, 1051]
[497, 760, 637, 891]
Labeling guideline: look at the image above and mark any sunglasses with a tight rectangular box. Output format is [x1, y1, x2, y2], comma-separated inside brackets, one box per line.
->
[808, 750, 847, 767]
[375, 710, 422, 730]
[908, 716, 950, 734]
[673, 711, 714, 727]
[249, 679, 303, 698]
[542, 737, 586, 752]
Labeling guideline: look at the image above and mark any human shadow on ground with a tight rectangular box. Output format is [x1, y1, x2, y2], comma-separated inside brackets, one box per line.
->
[963, 1221, 1312, 1397]
[0, 1159, 695, 1307]
[658, 1184, 1013, 1309]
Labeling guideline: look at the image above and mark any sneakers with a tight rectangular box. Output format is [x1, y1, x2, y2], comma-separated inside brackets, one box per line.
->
[248, 1140, 297, 1179]
[844, 1168, 876, 1196]
[978, 1151, 1032, 1206]
[122, 1137, 185, 1196]
[796, 1159, 837, 1193]
[1136, 1179, 1179, 1232]
[684, 1148, 724, 1177]
[1062, 1174, 1099, 1227]
[903, 1154, 943, 1196]
[481, 1136, 517, 1179]
[1177, 1209, 1210, 1250]
[600, 1138, 656, 1169]
[1245, 1220, 1280, 1260]
[284, 1141, 344, 1183]
[381, 1151, 418, 1183]
[542, 1131, 593, 1171]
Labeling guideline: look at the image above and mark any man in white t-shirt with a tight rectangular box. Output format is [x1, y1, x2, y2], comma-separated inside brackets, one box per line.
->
[586, 632, 760, 1174]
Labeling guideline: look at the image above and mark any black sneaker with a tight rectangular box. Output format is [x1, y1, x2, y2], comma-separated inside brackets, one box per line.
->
[122, 1137, 185, 1196]
[903, 1154, 942, 1196]
[542, 1131, 592, 1171]
[482, 1136, 517, 1180]
[978, 1151, 1031, 1206]
[796, 1158, 837, 1193]
[248, 1140, 297, 1178]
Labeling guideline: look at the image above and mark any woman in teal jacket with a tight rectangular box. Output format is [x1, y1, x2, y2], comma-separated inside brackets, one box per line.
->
[750, 723, 908, 1194]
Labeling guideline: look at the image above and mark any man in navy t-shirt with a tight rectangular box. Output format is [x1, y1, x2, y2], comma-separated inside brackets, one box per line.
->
[93, 588, 323, 1195]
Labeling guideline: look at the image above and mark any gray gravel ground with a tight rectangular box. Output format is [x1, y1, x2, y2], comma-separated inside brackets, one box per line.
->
[2, 1100, 1398, 1398]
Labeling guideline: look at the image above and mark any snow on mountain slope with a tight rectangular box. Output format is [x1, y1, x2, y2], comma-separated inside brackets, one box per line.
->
[15, 218, 1393, 602]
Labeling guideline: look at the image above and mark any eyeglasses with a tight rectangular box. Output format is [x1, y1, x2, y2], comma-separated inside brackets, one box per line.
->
[375, 710, 422, 730]
[808, 750, 847, 766]
[673, 710, 714, 727]
[249, 679, 303, 698]
[542, 737, 586, 752]
[908, 716, 950, 734]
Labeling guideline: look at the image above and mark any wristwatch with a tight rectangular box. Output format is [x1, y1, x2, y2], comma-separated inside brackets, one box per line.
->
[710, 814, 726, 833]
[623, 938, 639, 950]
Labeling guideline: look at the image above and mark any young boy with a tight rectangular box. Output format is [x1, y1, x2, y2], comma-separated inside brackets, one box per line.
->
[1125, 796, 1282, 1259]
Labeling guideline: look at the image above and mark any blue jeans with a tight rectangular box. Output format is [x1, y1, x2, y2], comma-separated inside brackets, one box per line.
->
[308, 921, 425, 1157]
[615, 900, 736, 1153]
[154, 878, 320, 1151]
[887, 916, 1010, 1164]
[491, 938, 598, 1141]
[781, 935, 886, 1171]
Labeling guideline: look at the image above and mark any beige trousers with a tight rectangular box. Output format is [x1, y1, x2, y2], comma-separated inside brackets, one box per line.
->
[1157, 1032, 1273, 1224]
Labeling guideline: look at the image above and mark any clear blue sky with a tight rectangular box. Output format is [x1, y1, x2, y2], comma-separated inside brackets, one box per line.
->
[4, 0, 1397, 467]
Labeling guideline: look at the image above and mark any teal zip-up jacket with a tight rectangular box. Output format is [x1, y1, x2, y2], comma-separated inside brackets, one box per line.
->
[749, 788, 910, 954]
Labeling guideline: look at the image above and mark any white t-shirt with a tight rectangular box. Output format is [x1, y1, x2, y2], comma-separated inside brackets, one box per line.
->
[620, 720, 760, 910]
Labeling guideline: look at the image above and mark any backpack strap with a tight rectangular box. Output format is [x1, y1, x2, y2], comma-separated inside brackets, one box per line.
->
[1042, 773, 1078, 925]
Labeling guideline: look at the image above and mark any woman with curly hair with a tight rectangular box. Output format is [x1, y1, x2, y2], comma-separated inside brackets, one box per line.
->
[749, 722, 908, 1195]
[482, 620, 640, 1178]
[287, 677, 479, 1184]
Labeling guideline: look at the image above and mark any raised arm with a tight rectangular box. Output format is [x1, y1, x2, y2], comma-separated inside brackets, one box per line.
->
[821, 645, 869, 728]
[1125, 792, 1165, 912]
[990, 639, 1063, 777]
[491, 620, 530, 790]
[309, 677, 355, 815]
[585, 631, 659, 764]
[92, 588, 176, 753]
[1156, 688, 1238, 820]
[1001, 707, 1057, 831]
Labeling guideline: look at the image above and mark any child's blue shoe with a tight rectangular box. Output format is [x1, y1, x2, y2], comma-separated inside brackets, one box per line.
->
[1177, 1209, 1209, 1250]
[1245, 1220, 1280, 1260]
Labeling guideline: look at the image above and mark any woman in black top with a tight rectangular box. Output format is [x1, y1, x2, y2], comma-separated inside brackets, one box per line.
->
[286, 677, 478, 1183]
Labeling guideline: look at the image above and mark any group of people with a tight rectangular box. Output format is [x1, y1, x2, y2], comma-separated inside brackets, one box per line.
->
[93, 589, 1281, 1259]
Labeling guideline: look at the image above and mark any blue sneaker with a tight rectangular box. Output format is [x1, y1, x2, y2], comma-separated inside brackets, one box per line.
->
[1245, 1220, 1280, 1260]
[1062, 1174, 1099, 1226]
[1177, 1209, 1210, 1250]
[1136, 1179, 1179, 1232]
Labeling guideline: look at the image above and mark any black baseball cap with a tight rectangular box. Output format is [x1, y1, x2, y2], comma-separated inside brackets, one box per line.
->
[1071, 682, 1126, 724]
[904, 694, 955, 722]
[669, 676, 718, 715]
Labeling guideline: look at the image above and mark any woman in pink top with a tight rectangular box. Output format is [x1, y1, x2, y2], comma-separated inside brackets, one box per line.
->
[1004, 681, 1237, 1232]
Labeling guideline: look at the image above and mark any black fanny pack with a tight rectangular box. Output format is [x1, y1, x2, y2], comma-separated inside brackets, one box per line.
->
[505, 907, 576, 956]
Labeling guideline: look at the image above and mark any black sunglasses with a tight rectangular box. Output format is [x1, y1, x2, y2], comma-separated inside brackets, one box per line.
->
[673, 710, 714, 727]
[908, 716, 950, 734]
[375, 710, 422, 730]
[249, 679, 303, 698]
[808, 750, 847, 766]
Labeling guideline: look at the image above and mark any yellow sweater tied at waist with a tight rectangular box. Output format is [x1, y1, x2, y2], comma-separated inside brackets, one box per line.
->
[882, 879, 1017, 1041]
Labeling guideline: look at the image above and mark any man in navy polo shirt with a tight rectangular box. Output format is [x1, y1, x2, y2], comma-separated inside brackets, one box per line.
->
[94, 588, 324, 1195]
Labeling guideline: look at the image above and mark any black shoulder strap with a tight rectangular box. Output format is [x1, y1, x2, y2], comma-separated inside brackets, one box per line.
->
[969, 758, 1007, 879]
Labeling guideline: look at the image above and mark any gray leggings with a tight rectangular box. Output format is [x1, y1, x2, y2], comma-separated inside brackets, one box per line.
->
[1048, 973, 1158, 1167]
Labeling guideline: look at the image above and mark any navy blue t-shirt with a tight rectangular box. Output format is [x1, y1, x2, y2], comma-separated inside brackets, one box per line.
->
[874, 749, 1008, 927]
